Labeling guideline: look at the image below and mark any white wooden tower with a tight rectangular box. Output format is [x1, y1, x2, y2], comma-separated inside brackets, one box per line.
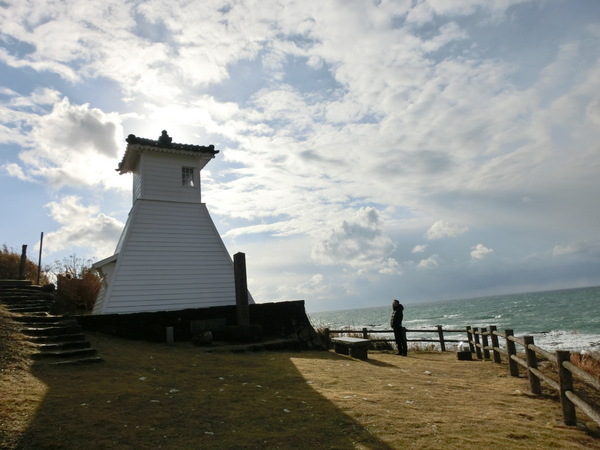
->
[92, 131, 245, 315]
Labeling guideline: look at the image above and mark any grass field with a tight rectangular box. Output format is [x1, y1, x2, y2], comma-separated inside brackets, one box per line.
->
[1, 307, 599, 449]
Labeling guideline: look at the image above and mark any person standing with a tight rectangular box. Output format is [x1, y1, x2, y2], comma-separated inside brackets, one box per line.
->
[390, 299, 407, 356]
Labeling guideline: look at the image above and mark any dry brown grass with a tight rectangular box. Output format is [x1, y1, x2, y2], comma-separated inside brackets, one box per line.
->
[1, 306, 599, 449]
[572, 351, 600, 378]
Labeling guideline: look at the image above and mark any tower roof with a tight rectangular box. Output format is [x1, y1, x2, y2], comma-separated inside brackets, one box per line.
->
[117, 130, 219, 174]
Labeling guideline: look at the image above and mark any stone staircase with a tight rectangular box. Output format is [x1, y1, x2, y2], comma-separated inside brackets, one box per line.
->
[0, 280, 103, 365]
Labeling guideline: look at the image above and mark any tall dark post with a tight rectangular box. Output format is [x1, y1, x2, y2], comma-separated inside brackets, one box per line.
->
[481, 327, 490, 359]
[234, 252, 250, 326]
[18, 245, 27, 280]
[505, 329, 520, 377]
[556, 350, 576, 425]
[524, 335, 541, 395]
[436, 325, 446, 352]
[473, 327, 482, 359]
[37, 232, 44, 285]
[489, 325, 501, 363]
[466, 326, 475, 352]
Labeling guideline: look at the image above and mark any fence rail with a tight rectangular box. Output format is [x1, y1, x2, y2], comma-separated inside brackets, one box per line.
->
[324, 325, 465, 352]
[323, 325, 600, 429]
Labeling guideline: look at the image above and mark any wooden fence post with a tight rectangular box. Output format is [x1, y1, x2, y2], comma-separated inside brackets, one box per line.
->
[466, 326, 475, 352]
[556, 350, 577, 426]
[489, 325, 501, 363]
[324, 328, 330, 350]
[18, 244, 27, 280]
[473, 327, 482, 359]
[436, 325, 446, 352]
[505, 329, 519, 377]
[523, 335, 541, 395]
[362, 327, 368, 339]
[481, 327, 490, 360]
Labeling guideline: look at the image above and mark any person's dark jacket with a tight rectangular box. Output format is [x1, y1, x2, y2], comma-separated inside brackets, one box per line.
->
[390, 304, 404, 329]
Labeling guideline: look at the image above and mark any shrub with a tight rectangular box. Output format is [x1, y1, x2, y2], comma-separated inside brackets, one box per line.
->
[52, 255, 101, 315]
[55, 271, 100, 314]
[0, 244, 50, 284]
[571, 351, 600, 378]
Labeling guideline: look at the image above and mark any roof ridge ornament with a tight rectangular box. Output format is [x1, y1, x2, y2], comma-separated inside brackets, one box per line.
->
[158, 130, 172, 147]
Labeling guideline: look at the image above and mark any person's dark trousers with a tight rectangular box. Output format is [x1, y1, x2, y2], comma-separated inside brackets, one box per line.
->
[394, 327, 407, 356]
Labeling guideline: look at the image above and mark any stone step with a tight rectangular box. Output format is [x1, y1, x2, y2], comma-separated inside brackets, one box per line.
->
[8, 306, 52, 314]
[0, 299, 55, 307]
[31, 347, 97, 359]
[21, 322, 78, 330]
[22, 325, 82, 336]
[35, 340, 91, 352]
[1, 282, 103, 365]
[16, 318, 78, 328]
[0, 280, 33, 288]
[29, 333, 88, 343]
[50, 356, 104, 366]
[2, 294, 54, 301]
[11, 314, 71, 323]
[0, 293, 55, 301]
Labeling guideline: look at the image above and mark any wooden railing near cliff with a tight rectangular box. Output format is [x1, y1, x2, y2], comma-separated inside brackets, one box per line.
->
[324, 326, 600, 428]
[323, 326, 467, 352]
[468, 326, 600, 428]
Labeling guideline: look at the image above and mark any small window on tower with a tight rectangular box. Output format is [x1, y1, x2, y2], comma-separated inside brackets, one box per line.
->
[182, 167, 195, 186]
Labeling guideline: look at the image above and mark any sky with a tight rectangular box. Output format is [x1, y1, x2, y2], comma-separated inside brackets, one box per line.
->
[1, 0, 599, 313]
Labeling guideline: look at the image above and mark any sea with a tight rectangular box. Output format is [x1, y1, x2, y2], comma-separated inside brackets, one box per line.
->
[307, 286, 600, 353]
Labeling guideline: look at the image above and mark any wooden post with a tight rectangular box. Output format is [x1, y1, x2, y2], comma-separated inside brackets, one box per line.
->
[324, 328, 330, 349]
[18, 244, 27, 280]
[362, 327, 368, 339]
[37, 232, 44, 285]
[505, 329, 519, 377]
[166, 327, 174, 346]
[473, 327, 482, 359]
[489, 325, 501, 363]
[481, 327, 490, 359]
[233, 252, 250, 326]
[556, 350, 576, 426]
[436, 325, 446, 352]
[523, 335, 541, 395]
[466, 326, 475, 352]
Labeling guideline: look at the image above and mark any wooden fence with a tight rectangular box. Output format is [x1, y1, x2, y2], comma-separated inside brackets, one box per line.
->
[323, 326, 600, 428]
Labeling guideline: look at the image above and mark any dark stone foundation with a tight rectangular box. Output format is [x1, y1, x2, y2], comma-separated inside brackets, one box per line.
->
[76, 300, 324, 350]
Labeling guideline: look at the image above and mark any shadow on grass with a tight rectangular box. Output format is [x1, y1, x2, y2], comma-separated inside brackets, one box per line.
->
[16, 333, 394, 449]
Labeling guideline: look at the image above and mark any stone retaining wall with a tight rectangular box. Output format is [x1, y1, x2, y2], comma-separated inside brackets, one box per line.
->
[76, 300, 324, 349]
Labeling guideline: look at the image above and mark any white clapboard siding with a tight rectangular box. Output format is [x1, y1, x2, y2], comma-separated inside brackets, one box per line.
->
[94, 199, 237, 314]
[132, 171, 142, 202]
[138, 151, 202, 203]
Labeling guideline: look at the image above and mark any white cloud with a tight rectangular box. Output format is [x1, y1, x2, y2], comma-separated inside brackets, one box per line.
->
[417, 254, 440, 269]
[426, 220, 469, 240]
[412, 244, 428, 254]
[294, 273, 331, 297]
[379, 258, 403, 275]
[43, 196, 123, 257]
[6, 97, 127, 191]
[2, 163, 29, 181]
[552, 241, 600, 258]
[471, 244, 493, 260]
[311, 207, 398, 273]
